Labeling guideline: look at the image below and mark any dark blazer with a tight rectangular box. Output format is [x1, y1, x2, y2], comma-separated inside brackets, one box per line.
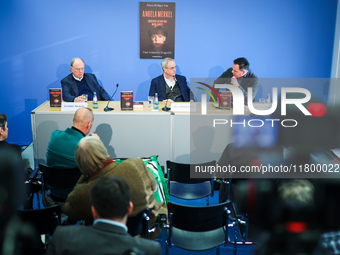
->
[46, 222, 162, 255]
[61, 73, 110, 102]
[0, 140, 22, 156]
[149, 74, 192, 101]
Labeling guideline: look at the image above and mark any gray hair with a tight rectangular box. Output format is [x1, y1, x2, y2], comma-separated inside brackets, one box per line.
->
[161, 57, 174, 69]
[75, 136, 111, 177]
[70, 58, 85, 67]
[278, 179, 315, 206]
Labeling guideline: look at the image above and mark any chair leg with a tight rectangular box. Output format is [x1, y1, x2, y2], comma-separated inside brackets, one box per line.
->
[36, 193, 41, 209]
[233, 226, 238, 255]
[165, 244, 169, 255]
[216, 245, 220, 255]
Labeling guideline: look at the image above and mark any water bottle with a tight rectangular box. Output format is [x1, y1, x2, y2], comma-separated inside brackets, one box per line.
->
[93, 92, 98, 109]
[266, 93, 271, 103]
[153, 93, 159, 110]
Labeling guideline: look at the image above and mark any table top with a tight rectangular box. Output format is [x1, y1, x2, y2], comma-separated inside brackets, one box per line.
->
[32, 100, 269, 115]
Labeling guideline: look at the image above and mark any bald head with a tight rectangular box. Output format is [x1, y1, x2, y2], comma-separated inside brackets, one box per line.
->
[73, 107, 94, 135]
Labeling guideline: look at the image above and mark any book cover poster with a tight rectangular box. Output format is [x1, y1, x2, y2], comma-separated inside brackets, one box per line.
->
[140, 2, 175, 59]
[49, 88, 62, 107]
[121, 91, 133, 110]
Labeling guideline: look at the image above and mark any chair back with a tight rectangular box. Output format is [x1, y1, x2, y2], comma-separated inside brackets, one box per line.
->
[166, 202, 230, 252]
[166, 160, 216, 202]
[18, 204, 61, 235]
[127, 208, 150, 238]
[168, 202, 229, 232]
[39, 163, 81, 197]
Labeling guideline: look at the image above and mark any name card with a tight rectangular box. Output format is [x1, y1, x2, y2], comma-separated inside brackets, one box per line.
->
[61, 102, 88, 112]
[171, 102, 196, 112]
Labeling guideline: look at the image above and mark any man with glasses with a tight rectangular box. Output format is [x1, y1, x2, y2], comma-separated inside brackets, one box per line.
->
[213, 57, 259, 103]
[149, 57, 193, 102]
[61, 58, 110, 102]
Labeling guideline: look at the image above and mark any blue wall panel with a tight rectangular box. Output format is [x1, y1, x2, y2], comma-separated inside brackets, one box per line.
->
[0, 0, 337, 145]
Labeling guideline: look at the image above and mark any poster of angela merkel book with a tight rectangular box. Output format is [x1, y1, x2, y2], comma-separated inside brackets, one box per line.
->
[140, 2, 175, 59]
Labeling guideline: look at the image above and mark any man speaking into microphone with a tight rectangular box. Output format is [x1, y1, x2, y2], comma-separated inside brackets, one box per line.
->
[61, 58, 111, 102]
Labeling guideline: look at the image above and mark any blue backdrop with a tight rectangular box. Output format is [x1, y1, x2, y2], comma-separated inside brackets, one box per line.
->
[0, 0, 337, 145]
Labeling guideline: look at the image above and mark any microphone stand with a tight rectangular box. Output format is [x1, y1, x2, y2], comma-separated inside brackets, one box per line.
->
[162, 99, 171, 111]
[104, 84, 119, 112]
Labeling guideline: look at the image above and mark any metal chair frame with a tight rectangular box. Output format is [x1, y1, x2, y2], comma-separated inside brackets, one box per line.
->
[166, 160, 216, 205]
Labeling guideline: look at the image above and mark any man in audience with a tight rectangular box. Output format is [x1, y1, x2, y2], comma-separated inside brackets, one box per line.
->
[47, 176, 162, 255]
[149, 57, 193, 102]
[44, 107, 97, 204]
[62, 136, 166, 238]
[46, 107, 96, 168]
[213, 57, 259, 103]
[61, 57, 110, 102]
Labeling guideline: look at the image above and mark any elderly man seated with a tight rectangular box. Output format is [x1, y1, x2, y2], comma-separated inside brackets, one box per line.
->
[62, 136, 166, 238]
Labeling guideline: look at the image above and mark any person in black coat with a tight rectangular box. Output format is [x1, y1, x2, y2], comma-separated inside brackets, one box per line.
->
[47, 176, 162, 255]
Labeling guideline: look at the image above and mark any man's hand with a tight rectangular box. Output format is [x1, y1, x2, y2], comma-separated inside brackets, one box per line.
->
[231, 76, 240, 87]
[88, 133, 100, 139]
[163, 99, 174, 103]
[74, 96, 86, 102]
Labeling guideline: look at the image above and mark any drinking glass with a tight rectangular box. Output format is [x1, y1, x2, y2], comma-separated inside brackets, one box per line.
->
[148, 96, 154, 108]
[81, 94, 88, 102]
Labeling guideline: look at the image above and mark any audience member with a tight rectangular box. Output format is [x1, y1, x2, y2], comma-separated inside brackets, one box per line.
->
[62, 137, 165, 237]
[47, 176, 162, 255]
[0, 113, 22, 157]
[46, 107, 96, 168]
[44, 107, 97, 204]
[149, 57, 193, 102]
[254, 179, 317, 255]
[0, 146, 44, 255]
[213, 57, 259, 103]
[61, 57, 110, 102]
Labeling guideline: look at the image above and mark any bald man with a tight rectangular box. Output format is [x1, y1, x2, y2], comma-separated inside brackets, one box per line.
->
[46, 107, 97, 168]
[44, 107, 98, 203]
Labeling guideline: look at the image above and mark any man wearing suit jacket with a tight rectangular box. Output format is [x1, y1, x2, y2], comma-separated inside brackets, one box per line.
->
[149, 57, 193, 102]
[47, 176, 162, 255]
[61, 58, 111, 102]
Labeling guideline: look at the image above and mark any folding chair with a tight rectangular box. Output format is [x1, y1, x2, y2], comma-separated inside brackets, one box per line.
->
[127, 208, 150, 238]
[18, 204, 62, 251]
[165, 201, 230, 255]
[39, 163, 81, 203]
[166, 160, 216, 205]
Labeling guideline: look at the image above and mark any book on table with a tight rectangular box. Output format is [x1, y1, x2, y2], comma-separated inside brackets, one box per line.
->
[49, 88, 62, 107]
[121, 91, 133, 110]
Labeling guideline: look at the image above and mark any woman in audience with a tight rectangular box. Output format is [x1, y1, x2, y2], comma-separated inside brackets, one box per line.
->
[0, 113, 22, 156]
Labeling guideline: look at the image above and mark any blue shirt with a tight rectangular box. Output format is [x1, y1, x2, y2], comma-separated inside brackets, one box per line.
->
[93, 219, 128, 232]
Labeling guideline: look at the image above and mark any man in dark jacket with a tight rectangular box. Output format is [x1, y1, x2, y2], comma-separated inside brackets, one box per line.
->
[61, 58, 110, 102]
[47, 176, 162, 255]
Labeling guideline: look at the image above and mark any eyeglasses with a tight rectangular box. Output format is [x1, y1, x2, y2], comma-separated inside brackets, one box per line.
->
[72, 67, 84, 71]
[166, 66, 176, 70]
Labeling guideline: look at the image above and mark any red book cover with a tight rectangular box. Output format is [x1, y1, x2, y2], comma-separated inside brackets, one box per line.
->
[121, 91, 133, 110]
[49, 88, 62, 107]
[219, 91, 231, 110]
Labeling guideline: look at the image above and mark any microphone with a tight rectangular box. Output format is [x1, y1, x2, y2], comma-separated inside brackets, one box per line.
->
[104, 84, 119, 112]
[162, 99, 171, 111]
